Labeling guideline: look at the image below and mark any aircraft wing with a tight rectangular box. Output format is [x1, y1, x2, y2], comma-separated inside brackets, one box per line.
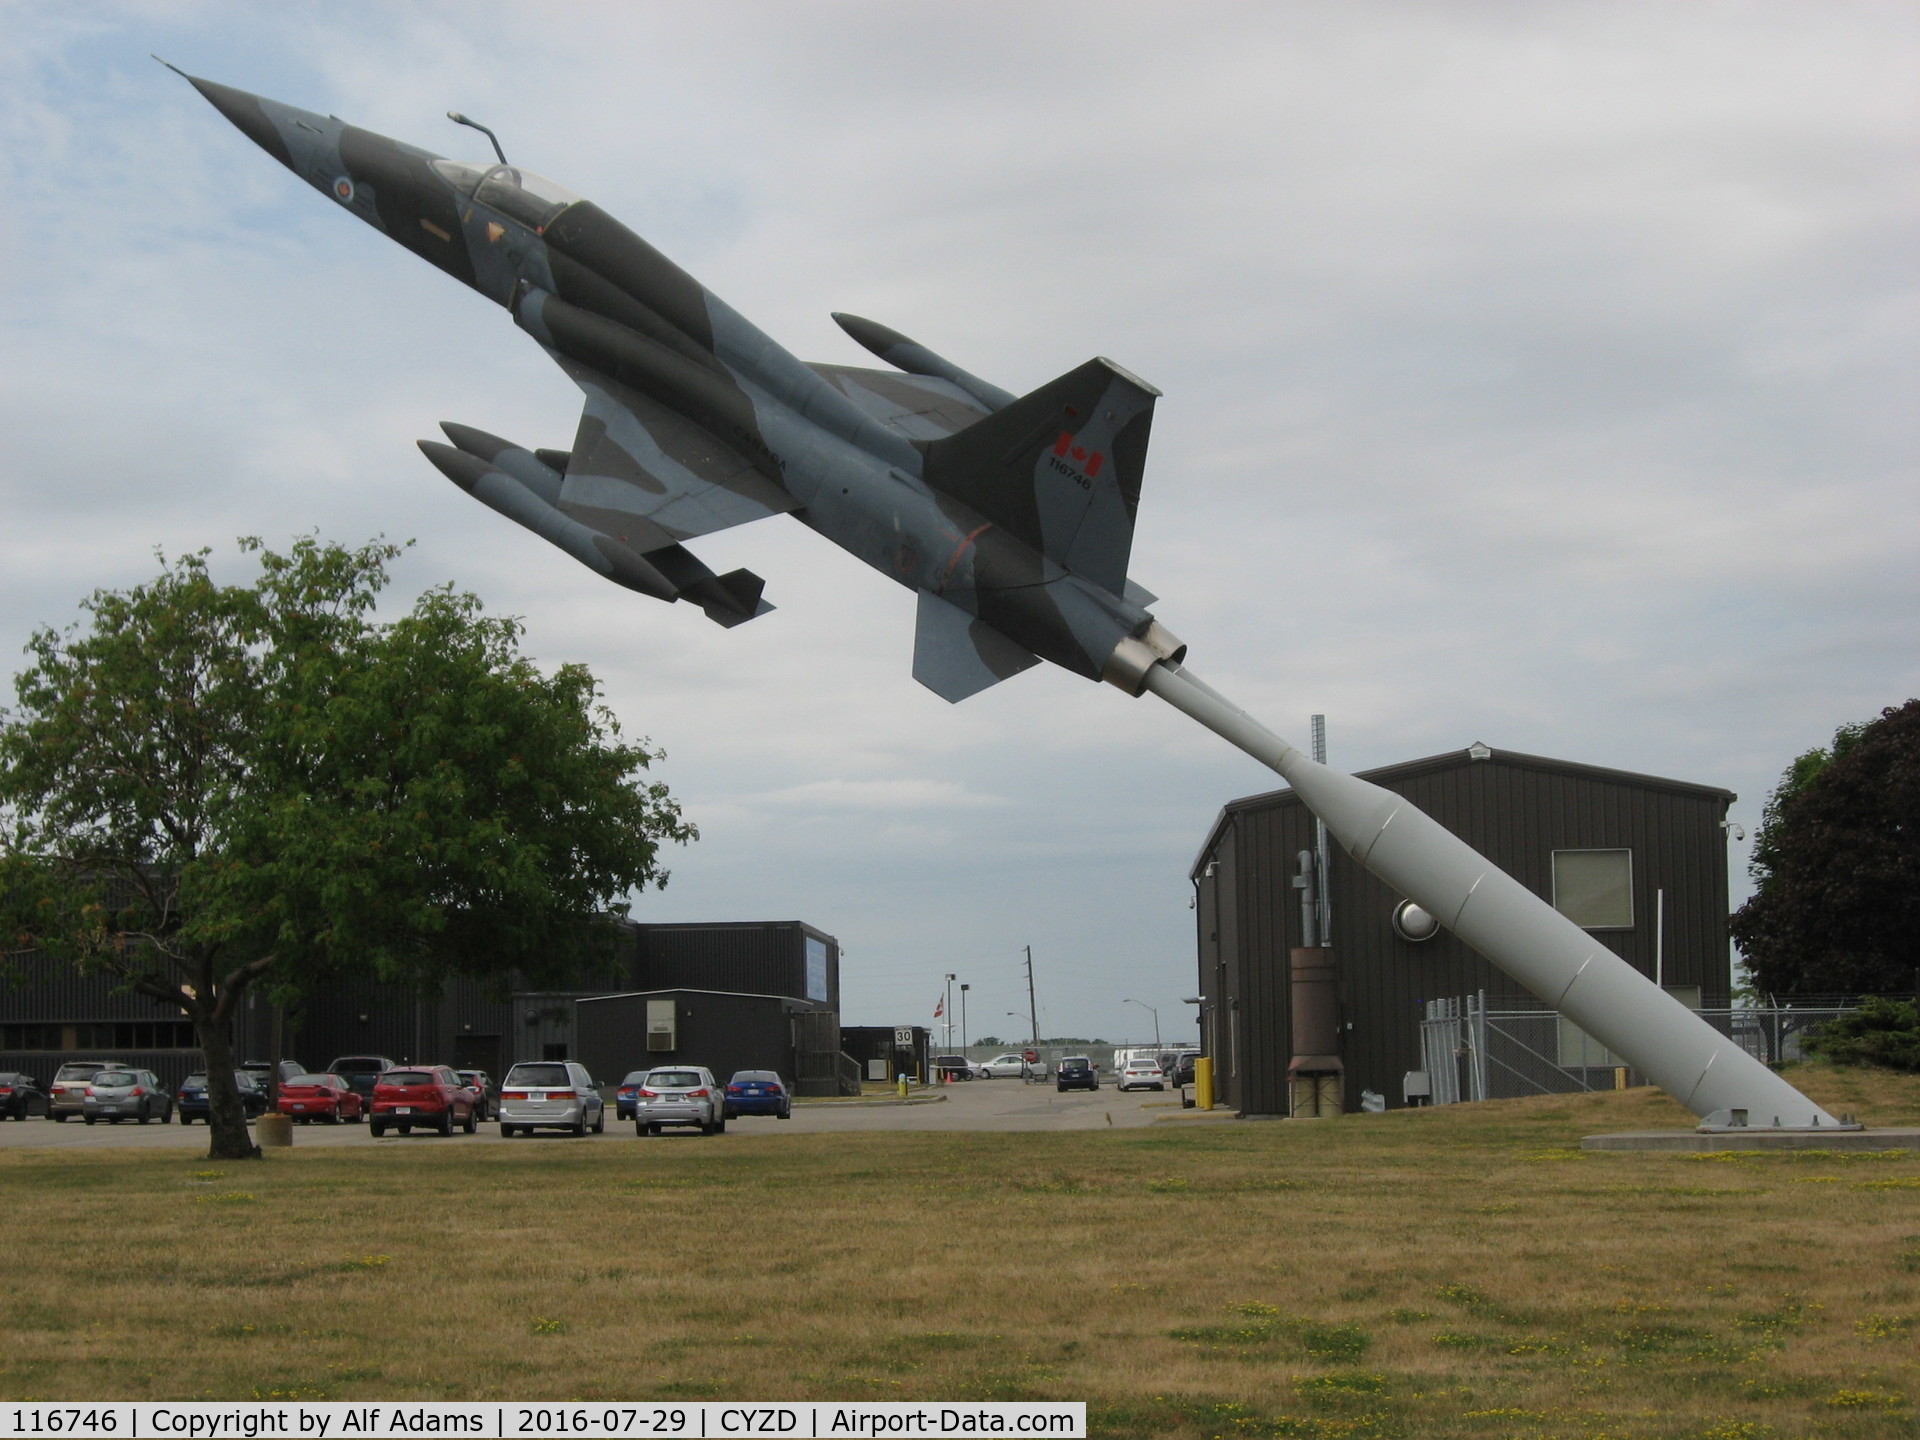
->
[551, 357, 799, 552]
[807, 363, 993, 442]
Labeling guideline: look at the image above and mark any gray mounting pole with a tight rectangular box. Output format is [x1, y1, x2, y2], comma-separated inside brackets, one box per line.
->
[1310, 714, 1333, 945]
[1141, 661, 1843, 1130]
[1024, 945, 1040, 1050]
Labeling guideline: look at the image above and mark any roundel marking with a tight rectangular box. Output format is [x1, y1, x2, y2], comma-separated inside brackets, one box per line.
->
[333, 176, 355, 203]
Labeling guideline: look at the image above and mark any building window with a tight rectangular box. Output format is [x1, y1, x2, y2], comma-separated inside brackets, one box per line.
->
[0, 1023, 64, 1050]
[0, 1020, 198, 1051]
[1556, 1016, 1624, 1069]
[805, 937, 829, 1003]
[1552, 849, 1634, 930]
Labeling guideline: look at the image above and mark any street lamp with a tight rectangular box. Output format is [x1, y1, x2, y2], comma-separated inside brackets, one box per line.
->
[944, 974, 956, 1050]
[1124, 998, 1161, 1048]
[960, 983, 970, 1051]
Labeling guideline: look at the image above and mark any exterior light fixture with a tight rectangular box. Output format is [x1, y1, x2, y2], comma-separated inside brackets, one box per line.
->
[1392, 899, 1439, 942]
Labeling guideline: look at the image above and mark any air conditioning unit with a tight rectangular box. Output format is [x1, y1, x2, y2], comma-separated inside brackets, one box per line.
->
[646, 999, 676, 1053]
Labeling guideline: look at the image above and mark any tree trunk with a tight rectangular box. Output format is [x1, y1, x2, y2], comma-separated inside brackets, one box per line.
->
[194, 1010, 260, 1161]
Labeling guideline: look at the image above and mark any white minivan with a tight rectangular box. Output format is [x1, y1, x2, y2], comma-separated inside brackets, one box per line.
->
[497, 1060, 605, 1137]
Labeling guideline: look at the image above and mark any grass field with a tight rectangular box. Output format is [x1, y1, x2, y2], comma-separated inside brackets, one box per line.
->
[4, 1063, 1917, 1439]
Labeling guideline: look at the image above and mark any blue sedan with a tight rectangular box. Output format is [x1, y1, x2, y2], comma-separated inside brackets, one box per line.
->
[723, 1071, 792, 1120]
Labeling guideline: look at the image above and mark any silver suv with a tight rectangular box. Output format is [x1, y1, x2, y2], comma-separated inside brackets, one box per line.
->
[48, 1061, 113, 1121]
[632, 1066, 725, 1136]
[497, 1061, 604, 1137]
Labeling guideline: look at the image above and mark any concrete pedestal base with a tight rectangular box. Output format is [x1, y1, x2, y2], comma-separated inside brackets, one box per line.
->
[1582, 1127, 1920, 1152]
[256, 1112, 293, 1148]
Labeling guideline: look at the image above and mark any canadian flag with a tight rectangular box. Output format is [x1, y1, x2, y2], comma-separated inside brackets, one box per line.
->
[1053, 431, 1106, 477]
[933, 995, 946, 1019]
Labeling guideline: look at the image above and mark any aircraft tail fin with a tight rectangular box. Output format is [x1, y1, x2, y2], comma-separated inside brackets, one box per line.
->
[920, 357, 1159, 597]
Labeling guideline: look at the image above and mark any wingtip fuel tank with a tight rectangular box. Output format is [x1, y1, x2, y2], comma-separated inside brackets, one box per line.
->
[831, 312, 1016, 412]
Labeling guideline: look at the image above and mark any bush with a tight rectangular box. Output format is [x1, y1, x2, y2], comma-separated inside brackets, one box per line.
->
[1804, 998, 1920, 1072]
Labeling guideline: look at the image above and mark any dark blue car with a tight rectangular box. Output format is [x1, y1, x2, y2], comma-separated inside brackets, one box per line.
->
[176, 1070, 268, 1124]
[723, 1071, 792, 1120]
[615, 1070, 651, 1121]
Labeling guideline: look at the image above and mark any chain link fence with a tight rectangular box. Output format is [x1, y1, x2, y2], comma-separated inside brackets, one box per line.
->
[1416, 993, 1857, 1105]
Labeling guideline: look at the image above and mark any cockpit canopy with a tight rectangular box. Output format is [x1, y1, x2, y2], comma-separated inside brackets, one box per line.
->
[431, 160, 581, 232]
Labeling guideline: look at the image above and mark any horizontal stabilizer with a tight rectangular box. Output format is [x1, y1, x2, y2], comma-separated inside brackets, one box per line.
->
[912, 589, 1040, 703]
[921, 357, 1159, 598]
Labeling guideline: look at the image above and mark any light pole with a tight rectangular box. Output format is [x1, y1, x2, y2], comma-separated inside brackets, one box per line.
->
[1124, 998, 1161, 1048]
[944, 974, 955, 1050]
[960, 983, 970, 1051]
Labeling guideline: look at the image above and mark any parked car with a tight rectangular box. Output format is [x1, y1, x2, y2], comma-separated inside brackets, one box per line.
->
[455, 1070, 496, 1121]
[47, 1061, 113, 1122]
[241, 1059, 307, 1092]
[1152, 1052, 1198, 1082]
[979, 1054, 1037, 1079]
[496, 1061, 605, 1137]
[0, 1072, 48, 1120]
[932, 1054, 986, 1081]
[723, 1070, 792, 1120]
[276, 1073, 363, 1124]
[370, 1066, 477, 1137]
[83, 1069, 173, 1124]
[326, 1055, 399, 1110]
[632, 1065, 725, 1135]
[1164, 1053, 1199, 1087]
[614, 1070, 651, 1121]
[1056, 1056, 1100, 1092]
[1118, 1058, 1167, 1092]
[177, 1070, 269, 1124]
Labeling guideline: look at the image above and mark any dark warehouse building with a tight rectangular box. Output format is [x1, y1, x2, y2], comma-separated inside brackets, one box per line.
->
[0, 919, 844, 1094]
[1191, 742, 1736, 1117]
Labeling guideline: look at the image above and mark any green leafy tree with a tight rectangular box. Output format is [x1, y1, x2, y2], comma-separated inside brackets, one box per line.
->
[1730, 700, 1920, 999]
[0, 538, 695, 1159]
[1804, 997, 1920, 1072]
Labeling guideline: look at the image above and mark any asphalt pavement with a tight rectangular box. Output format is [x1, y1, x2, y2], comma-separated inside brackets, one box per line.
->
[0, 1077, 1190, 1152]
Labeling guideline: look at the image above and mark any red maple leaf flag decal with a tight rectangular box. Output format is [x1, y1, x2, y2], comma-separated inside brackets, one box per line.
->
[1052, 431, 1106, 478]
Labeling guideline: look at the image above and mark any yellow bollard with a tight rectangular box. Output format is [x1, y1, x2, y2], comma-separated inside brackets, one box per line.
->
[1614, 1066, 1628, 1091]
[1195, 1057, 1215, 1111]
[897, 1076, 909, 1099]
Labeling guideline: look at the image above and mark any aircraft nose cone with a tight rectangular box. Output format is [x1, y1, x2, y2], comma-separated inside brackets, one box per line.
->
[179, 73, 297, 170]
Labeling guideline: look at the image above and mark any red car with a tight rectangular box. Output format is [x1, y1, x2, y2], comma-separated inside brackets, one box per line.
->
[276, 1073, 363, 1124]
[369, 1066, 477, 1137]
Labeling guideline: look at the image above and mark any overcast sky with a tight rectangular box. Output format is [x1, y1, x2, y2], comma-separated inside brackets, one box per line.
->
[3, 3, 1915, 1043]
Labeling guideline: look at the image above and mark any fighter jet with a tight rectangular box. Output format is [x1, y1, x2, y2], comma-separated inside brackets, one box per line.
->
[176, 69, 1850, 1132]
[172, 67, 1185, 704]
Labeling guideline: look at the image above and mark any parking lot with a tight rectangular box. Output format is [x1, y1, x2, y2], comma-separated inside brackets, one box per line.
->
[0, 1073, 1186, 1150]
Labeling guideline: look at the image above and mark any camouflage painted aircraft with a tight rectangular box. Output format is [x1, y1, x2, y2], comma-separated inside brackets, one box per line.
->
[174, 69, 1852, 1130]
[174, 68, 1186, 704]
